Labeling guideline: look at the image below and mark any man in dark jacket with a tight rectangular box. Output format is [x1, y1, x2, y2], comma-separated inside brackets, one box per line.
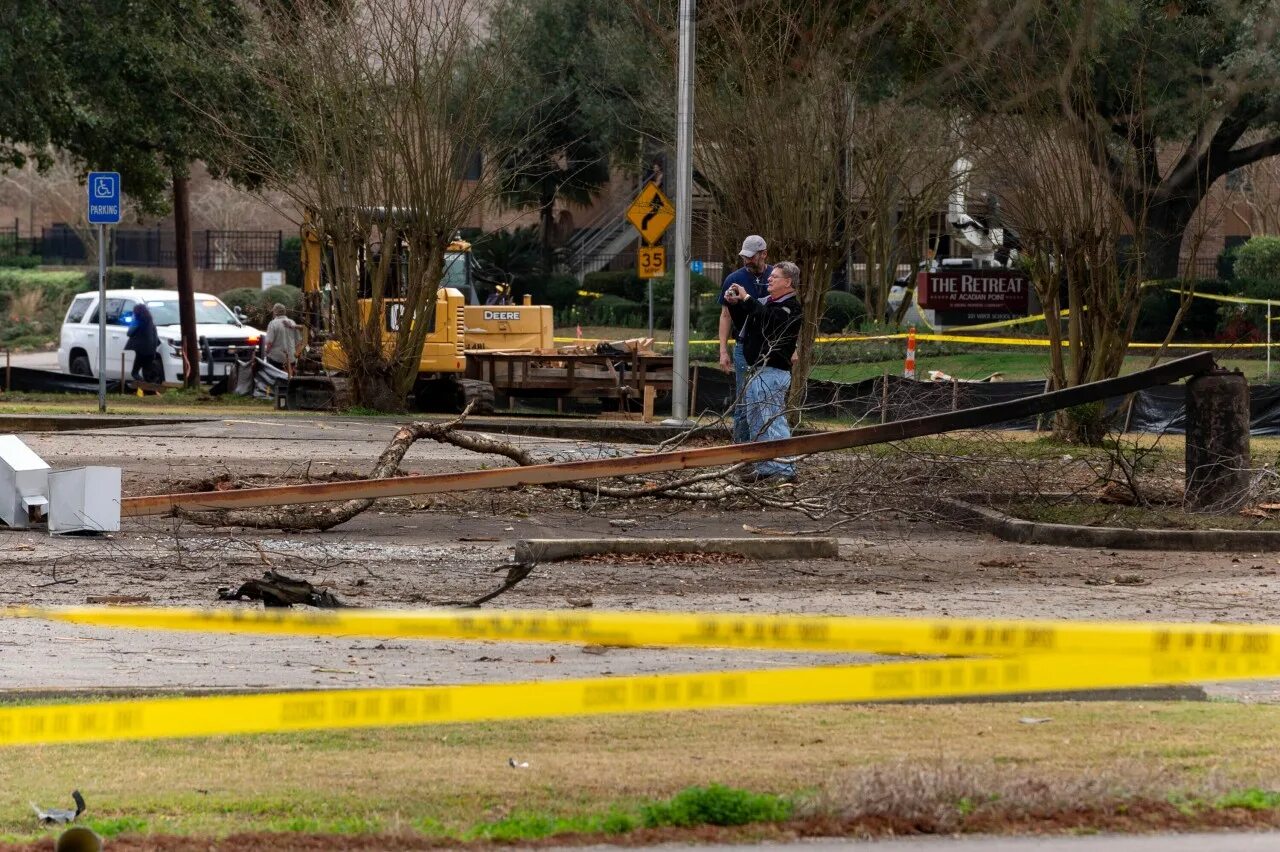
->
[723, 260, 803, 483]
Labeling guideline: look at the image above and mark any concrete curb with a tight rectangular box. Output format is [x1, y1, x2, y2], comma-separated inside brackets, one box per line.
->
[0, 414, 211, 433]
[940, 497, 1280, 552]
[516, 536, 839, 562]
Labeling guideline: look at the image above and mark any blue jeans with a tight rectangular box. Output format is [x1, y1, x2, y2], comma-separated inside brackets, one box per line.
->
[744, 366, 795, 477]
[731, 342, 751, 443]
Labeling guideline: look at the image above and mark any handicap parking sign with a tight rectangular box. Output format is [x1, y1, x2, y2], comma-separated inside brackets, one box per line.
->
[87, 172, 121, 225]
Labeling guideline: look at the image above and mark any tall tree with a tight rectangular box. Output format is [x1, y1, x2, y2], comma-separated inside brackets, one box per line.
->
[210, 0, 520, 410]
[483, 0, 647, 273]
[0, 1, 274, 385]
[920, 0, 1280, 279]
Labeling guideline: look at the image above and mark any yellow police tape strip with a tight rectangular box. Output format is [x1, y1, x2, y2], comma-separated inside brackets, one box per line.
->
[6, 607, 1280, 746]
[2, 650, 1277, 748]
[9, 606, 1279, 661]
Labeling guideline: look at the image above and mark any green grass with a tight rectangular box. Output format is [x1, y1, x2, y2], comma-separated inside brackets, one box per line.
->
[1, 703, 1280, 841]
[808, 351, 1280, 384]
[1216, 789, 1280, 811]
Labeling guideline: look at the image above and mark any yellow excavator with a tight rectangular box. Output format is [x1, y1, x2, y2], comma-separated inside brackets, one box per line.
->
[294, 212, 553, 411]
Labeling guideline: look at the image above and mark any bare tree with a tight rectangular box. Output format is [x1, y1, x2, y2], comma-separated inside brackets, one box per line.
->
[849, 104, 957, 326]
[205, 0, 523, 409]
[1225, 132, 1280, 236]
[0, 151, 130, 261]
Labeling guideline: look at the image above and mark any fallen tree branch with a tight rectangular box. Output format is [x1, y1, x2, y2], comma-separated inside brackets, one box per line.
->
[175, 406, 476, 530]
[434, 561, 536, 607]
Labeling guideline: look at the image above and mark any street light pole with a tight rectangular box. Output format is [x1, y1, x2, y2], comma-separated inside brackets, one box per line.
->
[664, 0, 696, 426]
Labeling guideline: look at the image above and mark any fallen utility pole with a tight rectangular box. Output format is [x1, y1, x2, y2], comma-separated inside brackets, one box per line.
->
[122, 352, 1216, 518]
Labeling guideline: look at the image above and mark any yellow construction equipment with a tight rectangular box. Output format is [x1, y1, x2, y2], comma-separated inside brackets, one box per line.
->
[294, 211, 496, 412]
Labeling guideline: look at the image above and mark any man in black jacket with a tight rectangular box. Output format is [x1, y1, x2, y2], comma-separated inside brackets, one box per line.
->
[723, 260, 803, 483]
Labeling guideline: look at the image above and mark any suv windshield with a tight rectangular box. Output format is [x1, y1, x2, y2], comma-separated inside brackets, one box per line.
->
[144, 298, 237, 326]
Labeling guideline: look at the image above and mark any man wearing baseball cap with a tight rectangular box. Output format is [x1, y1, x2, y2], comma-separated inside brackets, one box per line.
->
[718, 235, 771, 443]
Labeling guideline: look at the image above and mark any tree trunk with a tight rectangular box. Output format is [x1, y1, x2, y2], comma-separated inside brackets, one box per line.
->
[172, 169, 200, 388]
[1141, 194, 1199, 281]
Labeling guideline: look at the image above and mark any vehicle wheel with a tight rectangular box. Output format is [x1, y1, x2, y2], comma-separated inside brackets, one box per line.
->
[456, 379, 495, 415]
[69, 353, 92, 377]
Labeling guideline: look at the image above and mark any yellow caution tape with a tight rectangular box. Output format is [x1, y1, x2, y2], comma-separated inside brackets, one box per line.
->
[0, 650, 1276, 748]
[4, 607, 1280, 746]
[10, 606, 1280, 661]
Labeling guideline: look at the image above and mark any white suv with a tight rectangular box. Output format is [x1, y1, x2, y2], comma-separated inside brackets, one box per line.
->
[58, 289, 264, 383]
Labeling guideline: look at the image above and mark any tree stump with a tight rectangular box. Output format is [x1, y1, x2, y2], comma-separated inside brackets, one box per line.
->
[1185, 369, 1250, 510]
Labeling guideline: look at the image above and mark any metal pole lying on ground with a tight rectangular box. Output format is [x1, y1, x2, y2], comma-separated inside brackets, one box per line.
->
[121, 352, 1216, 518]
[664, 0, 696, 426]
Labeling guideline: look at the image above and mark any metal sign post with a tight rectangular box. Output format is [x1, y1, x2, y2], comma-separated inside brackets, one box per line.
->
[87, 172, 121, 413]
[664, 0, 696, 426]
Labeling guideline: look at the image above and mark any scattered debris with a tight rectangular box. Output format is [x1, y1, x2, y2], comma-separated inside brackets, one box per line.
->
[742, 524, 797, 536]
[31, 790, 85, 826]
[30, 578, 77, 588]
[566, 597, 594, 608]
[1019, 717, 1053, 725]
[1085, 574, 1151, 587]
[581, 645, 608, 655]
[577, 551, 747, 566]
[508, 758, 530, 769]
[85, 595, 152, 605]
[608, 519, 637, 529]
[217, 571, 347, 608]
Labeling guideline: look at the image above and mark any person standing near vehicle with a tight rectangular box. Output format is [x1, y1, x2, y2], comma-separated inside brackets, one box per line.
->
[718, 235, 771, 442]
[723, 260, 803, 483]
[264, 303, 301, 371]
[125, 303, 162, 384]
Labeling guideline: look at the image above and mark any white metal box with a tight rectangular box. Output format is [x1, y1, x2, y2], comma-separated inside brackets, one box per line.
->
[0, 435, 50, 529]
[48, 466, 122, 534]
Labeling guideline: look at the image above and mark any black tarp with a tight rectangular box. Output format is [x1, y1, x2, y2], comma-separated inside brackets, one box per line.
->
[694, 368, 1280, 436]
[4, 366, 123, 395]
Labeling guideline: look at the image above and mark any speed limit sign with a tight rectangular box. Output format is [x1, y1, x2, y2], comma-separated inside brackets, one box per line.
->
[637, 245, 666, 279]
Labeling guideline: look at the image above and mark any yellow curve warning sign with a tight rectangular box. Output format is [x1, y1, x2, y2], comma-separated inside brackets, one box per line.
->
[4, 606, 1279, 747]
[626, 182, 675, 246]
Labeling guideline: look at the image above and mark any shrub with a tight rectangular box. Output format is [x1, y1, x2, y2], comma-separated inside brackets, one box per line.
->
[640, 785, 792, 828]
[0, 255, 41, 269]
[821, 290, 866, 334]
[1233, 236, 1280, 283]
[83, 268, 167, 291]
[582, 269, 643, 301]
[263, 284, 302, 311]
[519, 272, 581, 308]
[582, 293, 645, 326]
[1218, 243, 1242, 281]
[1132, 279, 1230, 343]
[0, 269, 94, 348]
[220, 287, 268, 326]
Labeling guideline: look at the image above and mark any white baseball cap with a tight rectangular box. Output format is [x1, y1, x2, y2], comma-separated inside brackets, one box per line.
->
[739, 235, 767, 258]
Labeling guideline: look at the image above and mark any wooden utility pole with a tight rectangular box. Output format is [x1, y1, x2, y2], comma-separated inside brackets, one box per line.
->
[173, 170, 199, 387]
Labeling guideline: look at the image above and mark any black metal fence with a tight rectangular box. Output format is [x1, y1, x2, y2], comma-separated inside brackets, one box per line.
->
[29, 225, 284, 269]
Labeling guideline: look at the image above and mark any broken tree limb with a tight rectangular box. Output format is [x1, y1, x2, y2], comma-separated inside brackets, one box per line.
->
[123, 352, 1216, 518]
[173, 407, 476, 530]
[416, 417, 748, 499]
[434, 561, 536, 608]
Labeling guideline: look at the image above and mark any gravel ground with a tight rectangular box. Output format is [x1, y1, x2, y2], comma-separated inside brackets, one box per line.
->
[2, 416, 1278, 700]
